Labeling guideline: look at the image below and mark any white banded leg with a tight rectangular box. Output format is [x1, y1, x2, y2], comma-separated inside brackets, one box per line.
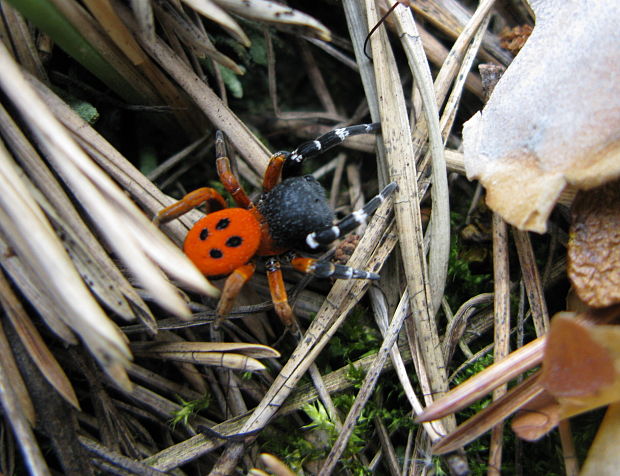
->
[305, 181, 398, 249]
[283, 123, 381, 178]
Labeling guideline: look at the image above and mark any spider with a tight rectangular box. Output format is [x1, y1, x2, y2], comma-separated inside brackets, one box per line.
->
[155, 123, 397, 329]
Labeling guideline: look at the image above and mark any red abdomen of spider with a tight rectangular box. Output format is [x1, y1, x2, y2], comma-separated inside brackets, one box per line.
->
[184, 208, 261, 277]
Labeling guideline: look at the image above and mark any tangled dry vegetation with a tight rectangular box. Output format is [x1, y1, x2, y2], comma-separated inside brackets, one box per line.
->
[0, 0, 618, 475]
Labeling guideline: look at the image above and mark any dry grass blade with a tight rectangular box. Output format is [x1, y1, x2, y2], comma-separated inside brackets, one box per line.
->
[132, 341, 279, 370]
[1, 2, 47, 80]
[134, 341, 280, 358]
[129, 0, 155, 43]
[513, 228, 550, 336]
[489, 212, 511, 472]
[0, 134, 131, 384]
[393, 5, 450, 317]
[0, 271, 79, 411]
[211, 0, 331, 42]
[0, 318, 35, 425]
[366, 0, 450, 413]
[0, 235, 77, 344]
[369, 287, 445, 441]
[258, 453, 296, 476]
[0, 343, 50, 476]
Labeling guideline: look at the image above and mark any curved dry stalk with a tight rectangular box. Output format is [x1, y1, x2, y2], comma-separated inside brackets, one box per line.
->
[135, 350, 268, 372]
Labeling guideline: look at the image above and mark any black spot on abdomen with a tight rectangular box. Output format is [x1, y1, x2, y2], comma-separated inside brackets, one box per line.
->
[216, 218, 230, 230]
[226, 236, 242, 247]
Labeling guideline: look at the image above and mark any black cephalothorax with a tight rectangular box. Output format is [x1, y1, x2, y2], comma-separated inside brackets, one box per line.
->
[257, 176, 334, 250]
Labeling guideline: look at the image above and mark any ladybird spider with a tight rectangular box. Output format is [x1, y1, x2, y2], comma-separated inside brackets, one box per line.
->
[155, 123, 397, 329]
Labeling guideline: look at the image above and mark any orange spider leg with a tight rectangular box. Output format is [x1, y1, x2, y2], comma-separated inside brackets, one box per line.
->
[214, 262, 256, 328]
[290, 257, 316, 274]
[215, 131, 252, 209]
[262, 152, 287, 192]
[265, 257, 295, 329]
[154, 188, 227, 225]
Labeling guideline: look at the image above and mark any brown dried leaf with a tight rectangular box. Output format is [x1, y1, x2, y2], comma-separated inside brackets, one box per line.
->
[499, 24, 533, 55]
[463, 1, 620, 232]
[568, 179, 620, 307]
[542, 313, 615, 398]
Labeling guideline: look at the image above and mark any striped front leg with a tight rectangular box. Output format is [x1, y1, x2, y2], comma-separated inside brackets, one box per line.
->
[305, 181, 397, 250]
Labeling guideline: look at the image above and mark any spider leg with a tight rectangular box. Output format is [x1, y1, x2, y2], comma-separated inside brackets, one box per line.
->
[154, 188, 227, 225]
[262, 152, 287, 192]
[305, 181, 397, 249]
[291, 256, 379, 280]
[215, 131, 253, 209]
[214, 262, 256, 328]
[282, 122, 381, 178]
[265, 256, 296, 329]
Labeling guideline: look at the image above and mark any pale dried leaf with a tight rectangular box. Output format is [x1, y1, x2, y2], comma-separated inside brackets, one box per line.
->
[463, 0, 620, 232]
